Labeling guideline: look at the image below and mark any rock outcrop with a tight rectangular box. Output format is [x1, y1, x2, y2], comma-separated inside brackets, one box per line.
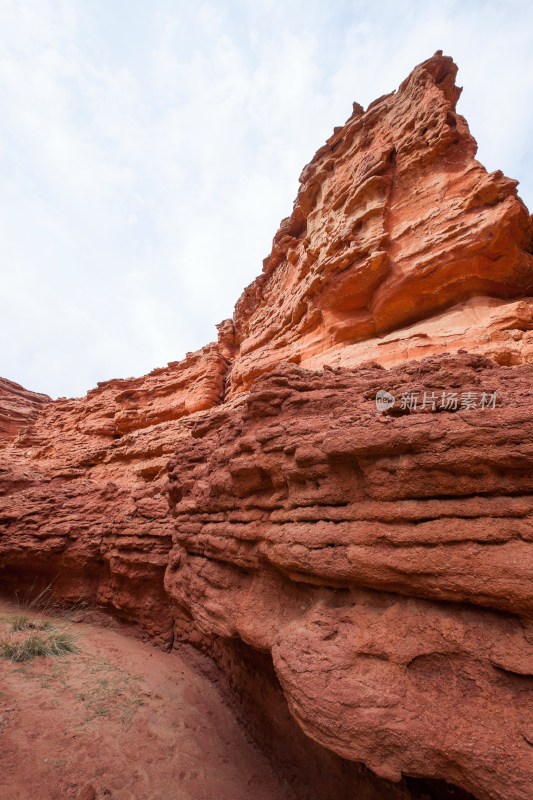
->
[166, 353, 533, 800]
[0, 53, 532, 800]
[0, 378, 50, 439]
[228, 53, 533, 394]
[0, 328, 233, 642]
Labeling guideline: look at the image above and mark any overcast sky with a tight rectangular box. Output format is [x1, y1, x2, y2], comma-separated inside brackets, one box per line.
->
[1, 0, 532, 398]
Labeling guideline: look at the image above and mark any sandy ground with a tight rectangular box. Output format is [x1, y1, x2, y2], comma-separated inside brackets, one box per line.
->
[0, 601, 293, 800]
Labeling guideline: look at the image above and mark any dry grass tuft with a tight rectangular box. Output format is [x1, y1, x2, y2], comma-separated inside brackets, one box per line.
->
[9, 614, 53, 633]
[0, 579, 87, 663]
[13, 579, 88, 623]
[0, 628, 78, 662]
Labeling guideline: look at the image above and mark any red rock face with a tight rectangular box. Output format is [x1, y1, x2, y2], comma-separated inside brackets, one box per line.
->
[165, 354, 533, 800]
[0, 330, 232, 642]
[0, 378, 50, 438]
[1, 53, 532, 800]
[228, 53, 533, 394]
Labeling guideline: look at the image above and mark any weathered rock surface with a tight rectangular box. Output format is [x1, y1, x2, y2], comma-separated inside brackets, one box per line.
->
[0, 328, 233, 642]
[0, 377, 50, 439]
[301, 296, 533, 372]
[1, 53, 532, 800]
[228, 53, 533, 395]
[165, 354, 533, 800]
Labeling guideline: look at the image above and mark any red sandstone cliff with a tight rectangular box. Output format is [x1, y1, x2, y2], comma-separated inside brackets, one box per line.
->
[0, 53, 532, 800]
[0, 377, 50, 439]
[227, 53, 533, 393]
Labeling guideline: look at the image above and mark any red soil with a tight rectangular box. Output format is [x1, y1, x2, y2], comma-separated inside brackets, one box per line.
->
[0, 601, 293, 800]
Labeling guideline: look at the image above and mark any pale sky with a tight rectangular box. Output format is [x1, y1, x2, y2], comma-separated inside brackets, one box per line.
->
[1, 0, 532, 398]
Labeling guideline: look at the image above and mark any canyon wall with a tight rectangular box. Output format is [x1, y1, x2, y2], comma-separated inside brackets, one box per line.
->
[1, 53, 532, 800]
[228, 52, 533, 394]
[0, 378, 50, 439]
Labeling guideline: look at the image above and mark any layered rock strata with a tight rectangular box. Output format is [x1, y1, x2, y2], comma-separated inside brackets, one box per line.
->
[1, 53, 532, 800]
[228, 53, 533, 393]
[166, 354, 533, 800]
[0, 377, 50, 438]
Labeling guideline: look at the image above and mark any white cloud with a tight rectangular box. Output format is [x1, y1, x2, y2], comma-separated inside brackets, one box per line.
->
[0, 0, 531, 397]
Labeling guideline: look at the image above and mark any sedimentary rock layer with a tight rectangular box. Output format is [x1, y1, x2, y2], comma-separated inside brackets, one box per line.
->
[1, 354, 531, 800]
[1, 52, 532, 800]
[0, 378, 50, 439]
[228, 53, 533, 393]
[165, 354, 533, 800]
[0, 330, 232, 641]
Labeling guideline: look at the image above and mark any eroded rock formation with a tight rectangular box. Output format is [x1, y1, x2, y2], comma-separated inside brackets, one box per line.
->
[1, 53, 532, 800]
[227, 54, 533, 394]
[0, 327, 234, 642]
[0, 378, 50, 439]
[166, 354, 533, 800]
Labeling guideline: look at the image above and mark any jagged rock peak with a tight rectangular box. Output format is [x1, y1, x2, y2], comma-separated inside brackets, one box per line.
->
[228, 51, 533, 395]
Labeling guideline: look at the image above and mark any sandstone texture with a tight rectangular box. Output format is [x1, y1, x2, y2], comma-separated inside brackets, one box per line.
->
[0, 377, 50, 439]
[166, 354, 533, 800]
[0, 328, 233, 642]
[228, 54, 533, 394]
[1, 53, 532, 800]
